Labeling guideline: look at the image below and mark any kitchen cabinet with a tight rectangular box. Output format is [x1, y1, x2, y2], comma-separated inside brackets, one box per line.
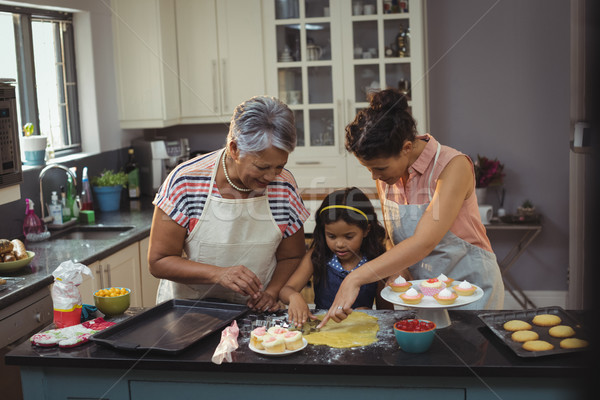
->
[138, 236, 160, 307]
[175, 0, 266, 123]
[79, 243, 143, 307]
[111, 0, 181, 129]
[262, 0, 427, 188]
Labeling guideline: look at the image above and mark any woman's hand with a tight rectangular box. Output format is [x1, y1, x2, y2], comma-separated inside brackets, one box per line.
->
[246, 290, 280, 312]
[317, 274, 361, 329]
[286, 293, 315, 327]
[216, 265, 263, 298]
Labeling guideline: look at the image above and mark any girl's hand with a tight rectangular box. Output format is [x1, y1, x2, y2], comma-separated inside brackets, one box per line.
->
[287, 293, 314, 327]
[247, 291, 280, 312]
[317, 276, 360, 329]
[216, 265, 263, 298]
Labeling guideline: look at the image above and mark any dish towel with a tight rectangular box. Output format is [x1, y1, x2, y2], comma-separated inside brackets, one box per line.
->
[211, 320, 239, 364]
[30, 317, 115, 348]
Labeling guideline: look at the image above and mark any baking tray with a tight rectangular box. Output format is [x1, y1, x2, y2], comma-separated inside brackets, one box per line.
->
[90, 299, 248, 355]
[478, 306, 590, 357]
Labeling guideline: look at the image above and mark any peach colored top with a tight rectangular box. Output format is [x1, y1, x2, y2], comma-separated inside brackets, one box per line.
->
[377, 135, 493, 252]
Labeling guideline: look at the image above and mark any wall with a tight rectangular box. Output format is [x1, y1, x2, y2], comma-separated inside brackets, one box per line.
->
[426, 0, 571, 290]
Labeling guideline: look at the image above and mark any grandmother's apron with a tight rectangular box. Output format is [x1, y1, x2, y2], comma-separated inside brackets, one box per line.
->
[156, 149, 282, 304]
[382, 143, 504, 310]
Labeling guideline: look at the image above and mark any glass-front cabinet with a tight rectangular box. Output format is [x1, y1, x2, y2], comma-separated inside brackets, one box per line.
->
[263, 0, 426, 188]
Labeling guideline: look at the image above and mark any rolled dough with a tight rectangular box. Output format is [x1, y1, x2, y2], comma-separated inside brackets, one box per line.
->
[305, 311, 379, 348]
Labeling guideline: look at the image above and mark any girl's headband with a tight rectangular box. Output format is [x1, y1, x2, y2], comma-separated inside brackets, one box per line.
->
[319, 205, 368, 221]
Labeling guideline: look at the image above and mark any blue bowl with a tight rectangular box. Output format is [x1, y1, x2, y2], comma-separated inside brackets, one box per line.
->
[393, 319, 436, 353]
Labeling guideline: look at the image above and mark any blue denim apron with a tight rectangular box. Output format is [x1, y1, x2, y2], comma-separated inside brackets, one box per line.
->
[382, 143, 504, 310]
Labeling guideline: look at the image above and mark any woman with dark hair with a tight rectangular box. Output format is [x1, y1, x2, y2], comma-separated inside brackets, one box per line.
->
[149, 96, 309, 312]
[319, 89, 504, 327]
[279, 187, 392, 327]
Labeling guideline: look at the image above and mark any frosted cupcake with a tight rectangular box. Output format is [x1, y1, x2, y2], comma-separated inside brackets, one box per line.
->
[262, 335, 286, 353]
[419, 278, 446, 296]
[267, 325, 289, 338]
[283, 331, 304, 351]
[250, 326, 268, 349]
[454, 280, 477, 296]
[433, 288, 458, 305]
[389, 275, 412, 292]
[400, 287, 424, 305]
[436, 273, 454, 288]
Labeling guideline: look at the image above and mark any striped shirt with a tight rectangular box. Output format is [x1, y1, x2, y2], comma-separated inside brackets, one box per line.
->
[153, 150, 310, 238]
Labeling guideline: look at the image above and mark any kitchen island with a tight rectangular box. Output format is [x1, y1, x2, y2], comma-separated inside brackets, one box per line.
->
[5, 309, 592, 400]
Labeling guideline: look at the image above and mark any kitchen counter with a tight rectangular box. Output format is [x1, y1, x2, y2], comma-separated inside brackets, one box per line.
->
[5, 310, 593, 399]
[0, 198, 155, 310]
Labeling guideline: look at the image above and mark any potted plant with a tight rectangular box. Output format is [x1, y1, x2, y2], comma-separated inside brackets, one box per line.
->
[473, 155, 505, 204]
[517, 199, 536, 218]
[91, 169, 128, 212]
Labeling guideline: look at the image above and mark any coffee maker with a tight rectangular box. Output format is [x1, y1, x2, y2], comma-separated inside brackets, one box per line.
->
[132, 138, 190, 196]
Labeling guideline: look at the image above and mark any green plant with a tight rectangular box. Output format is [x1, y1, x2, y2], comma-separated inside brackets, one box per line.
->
[521, 199, 534, 209]
[91, 169, 128, 188]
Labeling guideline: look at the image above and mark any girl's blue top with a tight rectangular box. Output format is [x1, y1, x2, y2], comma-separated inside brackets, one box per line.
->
[313, 255, 378, 309]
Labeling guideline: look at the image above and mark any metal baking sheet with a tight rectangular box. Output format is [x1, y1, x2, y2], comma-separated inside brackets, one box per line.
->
[478, 306, 590, 357]
[90, 299, 248, 355]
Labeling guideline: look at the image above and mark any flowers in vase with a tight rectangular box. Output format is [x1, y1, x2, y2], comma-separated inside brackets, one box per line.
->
[474, 155, 504, 188]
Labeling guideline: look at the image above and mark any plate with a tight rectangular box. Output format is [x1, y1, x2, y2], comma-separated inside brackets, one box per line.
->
[249, 337, 308, 356]
[380, 279, 484, 309]
[0, 251, 35, 273]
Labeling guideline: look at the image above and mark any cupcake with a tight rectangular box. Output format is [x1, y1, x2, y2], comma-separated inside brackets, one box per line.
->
[389, 275, 412, 292]
[419, 278, 446, 296]
[436, 273, 454, 288]
[262, 335, 286, 353]
[250, 326, 268, 349]
[453, 280, 477, 296]
[400, 287, 424, 305]
[283, 330, 304, 351]
[433, 288, 458, 305]
[267, 325, 288, 338]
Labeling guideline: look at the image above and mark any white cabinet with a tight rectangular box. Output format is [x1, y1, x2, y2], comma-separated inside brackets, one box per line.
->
[138, 236, 160, 307]
[111, 0, 181, 129]
[79, 243, 143, 307]
[175, 0, 266, 123]
[262, 0, 427, 189]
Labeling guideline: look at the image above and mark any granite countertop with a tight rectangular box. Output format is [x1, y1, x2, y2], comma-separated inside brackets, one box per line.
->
[0, 197, 155, 309]
[4, 309, 593, 379]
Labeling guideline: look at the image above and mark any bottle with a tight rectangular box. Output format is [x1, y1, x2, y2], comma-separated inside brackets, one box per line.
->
[125, 148, 141, 199]
[23, 198, 43, 237]
[66, 168, 76, 219]
[49, 191, 64, 225]
[72, 195, 81, 219]
[80, 167, 93, 211]
[60, 185, 71, 222]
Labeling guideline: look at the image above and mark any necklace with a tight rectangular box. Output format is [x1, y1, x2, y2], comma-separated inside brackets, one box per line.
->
[222, 152, 252, 192]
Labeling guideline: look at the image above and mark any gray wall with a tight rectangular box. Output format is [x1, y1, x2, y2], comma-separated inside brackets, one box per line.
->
[426, 0, 571, 290]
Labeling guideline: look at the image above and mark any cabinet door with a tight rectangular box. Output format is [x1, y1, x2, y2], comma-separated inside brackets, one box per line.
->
[176, 0, 266, 122]
[79, 261, 102, 305]
[103, 243, 142, 307]
[139, 236, 160, 307]
[112, 0, 180, 128]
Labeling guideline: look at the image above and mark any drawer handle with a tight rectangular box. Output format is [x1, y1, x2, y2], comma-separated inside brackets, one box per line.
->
[295, 161, 321, 165]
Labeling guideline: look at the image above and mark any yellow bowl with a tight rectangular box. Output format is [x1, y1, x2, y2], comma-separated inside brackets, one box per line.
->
[93, 287, 131, 316]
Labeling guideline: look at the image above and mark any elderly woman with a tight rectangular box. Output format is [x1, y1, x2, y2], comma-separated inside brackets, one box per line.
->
[319, 89, 504, 327]
[149, 96, 310, 311]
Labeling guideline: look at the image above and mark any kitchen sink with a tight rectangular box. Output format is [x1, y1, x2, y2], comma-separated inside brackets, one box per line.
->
[52, 225, 135, 240]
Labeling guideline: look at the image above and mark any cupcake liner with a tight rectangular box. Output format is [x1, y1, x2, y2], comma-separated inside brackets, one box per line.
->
[419, 282, 446, 297]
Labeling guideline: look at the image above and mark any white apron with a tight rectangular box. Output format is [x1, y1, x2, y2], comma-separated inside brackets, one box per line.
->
[156, 149, 283, 304]
[383, 143, 504, 310]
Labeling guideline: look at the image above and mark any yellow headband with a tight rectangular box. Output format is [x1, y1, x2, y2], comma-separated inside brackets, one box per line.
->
[319, 205, 368, 221]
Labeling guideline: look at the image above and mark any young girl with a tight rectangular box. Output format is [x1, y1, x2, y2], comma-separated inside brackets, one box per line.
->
[279, 187, 392, 326]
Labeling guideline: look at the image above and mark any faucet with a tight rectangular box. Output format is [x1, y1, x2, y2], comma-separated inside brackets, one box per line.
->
[38, 164, 78, 220]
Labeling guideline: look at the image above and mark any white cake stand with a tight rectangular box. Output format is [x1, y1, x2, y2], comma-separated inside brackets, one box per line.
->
[381, 280, 484, 328]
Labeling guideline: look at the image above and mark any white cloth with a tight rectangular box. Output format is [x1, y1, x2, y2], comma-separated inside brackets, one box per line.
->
[157, 149, 283, 304]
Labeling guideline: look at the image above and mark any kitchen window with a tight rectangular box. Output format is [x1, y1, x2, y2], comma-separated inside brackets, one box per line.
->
[0, 5, 81, 156]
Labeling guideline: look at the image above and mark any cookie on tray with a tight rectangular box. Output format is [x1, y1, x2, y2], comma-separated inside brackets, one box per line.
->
[503, 320, 532, 332]
[548, 325, 576, 338]
[522, 340, 554, 352]
[559, 338, 589, 349]
[532, 314, 562, 327]
[511, 330, 539, 343]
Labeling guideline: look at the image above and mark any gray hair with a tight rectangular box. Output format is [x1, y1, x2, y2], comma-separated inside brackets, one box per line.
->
[227, 96, 296, 156]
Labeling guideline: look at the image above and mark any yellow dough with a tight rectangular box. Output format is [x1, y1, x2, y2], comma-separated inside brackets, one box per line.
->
[305, 312, 379, 348]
